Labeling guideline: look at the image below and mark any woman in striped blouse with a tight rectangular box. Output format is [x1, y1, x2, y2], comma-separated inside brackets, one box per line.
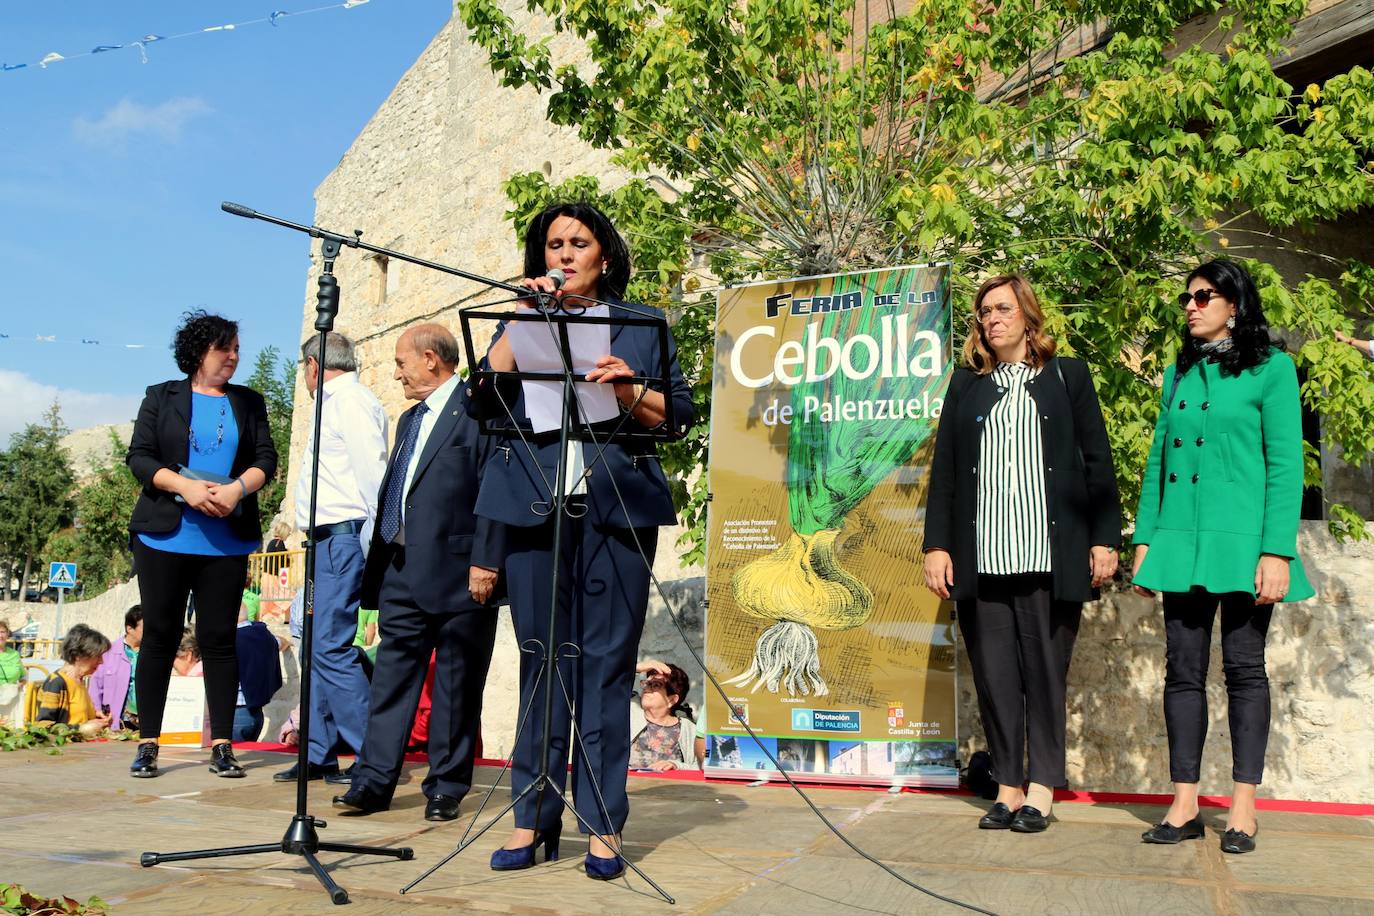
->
[923, 274, 1122, 833]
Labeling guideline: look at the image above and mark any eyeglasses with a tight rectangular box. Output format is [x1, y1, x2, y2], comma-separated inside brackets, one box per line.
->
[1177, 288, 1220, 309]
[975, 303, 1018, 323]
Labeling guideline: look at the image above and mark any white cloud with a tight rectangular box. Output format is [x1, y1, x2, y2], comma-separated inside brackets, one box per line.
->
[0, 369, 142, 444]
[72, 97, 212, 149]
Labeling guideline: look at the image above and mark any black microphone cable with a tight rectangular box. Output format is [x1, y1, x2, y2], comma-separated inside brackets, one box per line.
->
[579, 353, 997, 916]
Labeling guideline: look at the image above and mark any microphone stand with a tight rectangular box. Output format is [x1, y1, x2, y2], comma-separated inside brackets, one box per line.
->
[137, 207, 449, 905]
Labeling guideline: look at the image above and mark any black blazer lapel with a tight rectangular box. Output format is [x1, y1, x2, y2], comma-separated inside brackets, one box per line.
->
[966, 372, 1005, 436]
[226, 385, 250, 440]
[166, 380, 192, 468]
[406, 386, 462, 496]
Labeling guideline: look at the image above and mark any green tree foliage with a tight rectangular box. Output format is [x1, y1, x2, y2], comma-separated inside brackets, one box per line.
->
[459, 0, 1374, 558]
[0, 403, 75, 600]
[245, 345, 295, 538]
[37, 430, 142, 598]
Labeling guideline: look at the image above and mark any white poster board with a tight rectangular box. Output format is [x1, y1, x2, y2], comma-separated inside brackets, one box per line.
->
[159, 675, 210, 746]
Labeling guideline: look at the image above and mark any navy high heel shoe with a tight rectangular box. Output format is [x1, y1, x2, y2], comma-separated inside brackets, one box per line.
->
[489, 825, 562, 871]
[584, 850, 625, 880]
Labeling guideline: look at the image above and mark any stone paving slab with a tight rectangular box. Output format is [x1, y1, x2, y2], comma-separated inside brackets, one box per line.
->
[2, 742, 1370, 915]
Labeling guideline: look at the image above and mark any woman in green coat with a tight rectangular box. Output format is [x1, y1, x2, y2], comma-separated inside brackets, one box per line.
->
[1131, 258, 1312, 855]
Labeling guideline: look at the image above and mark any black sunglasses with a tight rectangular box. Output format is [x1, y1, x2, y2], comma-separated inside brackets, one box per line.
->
[1177, 288, 1220, 308]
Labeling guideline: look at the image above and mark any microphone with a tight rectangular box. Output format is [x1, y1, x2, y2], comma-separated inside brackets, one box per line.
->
[546, 268, 566, 290]
[221, 201, 258, 219]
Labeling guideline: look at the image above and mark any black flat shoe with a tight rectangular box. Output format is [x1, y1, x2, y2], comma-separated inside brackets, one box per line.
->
[130, 741, 159, 778]
[1009, 805, 1049, 833]
[333, 786, 390, 815]
[1220, 824, 1258, 854]
[273, 761, 339, 783]
[978, 802, 1016, 829]
[323, 763, 356, 786]
[1142, 815, 1205, 844]
[424, 794, 462, 822]
[208, 743, 245, 778]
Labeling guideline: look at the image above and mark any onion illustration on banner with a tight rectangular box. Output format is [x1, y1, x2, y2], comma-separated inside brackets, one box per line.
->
[727, 269, 948, 696]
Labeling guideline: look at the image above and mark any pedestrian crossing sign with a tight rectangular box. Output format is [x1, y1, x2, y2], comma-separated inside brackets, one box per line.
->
[48, 562, 77, 589]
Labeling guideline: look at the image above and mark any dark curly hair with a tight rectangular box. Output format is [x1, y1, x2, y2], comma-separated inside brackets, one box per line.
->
[172, 310, 239, 376]
[522, 202, 632, 300]
[1176, 259, 1282, 377]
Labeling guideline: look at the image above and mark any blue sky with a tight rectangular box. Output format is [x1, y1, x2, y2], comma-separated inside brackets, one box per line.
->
[0, 1, 453, 441]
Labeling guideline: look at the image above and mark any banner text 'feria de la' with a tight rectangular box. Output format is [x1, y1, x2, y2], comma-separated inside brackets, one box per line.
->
[704, 264, 958, 786]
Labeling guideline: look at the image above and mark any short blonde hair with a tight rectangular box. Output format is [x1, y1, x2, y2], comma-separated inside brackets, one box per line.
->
[962, 273, 1058, 375]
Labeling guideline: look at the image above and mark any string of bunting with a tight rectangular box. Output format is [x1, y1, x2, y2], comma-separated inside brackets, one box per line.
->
[1, 0, 375, 74]
[0, 333, 149, 350]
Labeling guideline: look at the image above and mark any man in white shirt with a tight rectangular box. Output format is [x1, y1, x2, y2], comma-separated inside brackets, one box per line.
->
[275, 332, 388, 785]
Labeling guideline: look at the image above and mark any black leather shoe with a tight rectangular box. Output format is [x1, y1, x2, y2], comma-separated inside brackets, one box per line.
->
[208, 743, 245, 778]
[978, 802, 1016, 829]
[130, 741, 159, 778]
[1220, 825, 1257, 854]
[273, 761, 339, 783]
[1009, 805, 1049, 833]
[333, 786, 390, 815]
[323, 763, 356, 786]
[1141, 815, 1205, 844]
[424, 794, 462, 822]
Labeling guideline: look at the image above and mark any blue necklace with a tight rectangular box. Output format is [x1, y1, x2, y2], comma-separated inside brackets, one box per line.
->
[188, 397, 227, 455]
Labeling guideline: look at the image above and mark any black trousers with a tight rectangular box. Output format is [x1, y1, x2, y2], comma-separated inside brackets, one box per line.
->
[958, 574, 1081, 788]
[132, 538, 248, 740]
[507, 518, 656, 836]
[353, 544, 497, 803]
[1163, 590, 1273, 785]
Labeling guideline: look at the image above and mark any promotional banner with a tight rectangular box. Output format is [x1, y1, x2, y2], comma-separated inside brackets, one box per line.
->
[704, 264, 958, 787]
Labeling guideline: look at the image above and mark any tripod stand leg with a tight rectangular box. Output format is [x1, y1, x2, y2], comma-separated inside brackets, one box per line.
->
[319, 841, 414, 860]
[400, 777, 547, 894]
[551, 665, 675, 904]
[301, 850, 349, 905]
[562, 805, 675, 905]
[140, 843, 281, 867]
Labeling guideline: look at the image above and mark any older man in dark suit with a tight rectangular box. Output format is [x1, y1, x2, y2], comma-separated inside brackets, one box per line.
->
[333, 323, 505, 822]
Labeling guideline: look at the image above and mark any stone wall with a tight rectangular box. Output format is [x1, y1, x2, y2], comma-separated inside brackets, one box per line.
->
[283, 5, 636, 757]
[276, 7, 1374, 801]
[969, 521, 1374, 801]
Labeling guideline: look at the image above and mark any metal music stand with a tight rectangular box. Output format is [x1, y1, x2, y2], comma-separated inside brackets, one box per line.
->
[399, 296, 677, 902]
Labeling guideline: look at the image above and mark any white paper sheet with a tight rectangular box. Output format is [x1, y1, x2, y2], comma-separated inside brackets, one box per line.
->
[504, 305, 619, 434]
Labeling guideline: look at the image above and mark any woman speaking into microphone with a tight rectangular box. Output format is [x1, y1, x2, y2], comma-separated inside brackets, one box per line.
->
[471, 202, 693, 879]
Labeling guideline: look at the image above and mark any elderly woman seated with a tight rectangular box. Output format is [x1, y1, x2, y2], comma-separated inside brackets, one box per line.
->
[629, 660, 705, 771]
[35, 624, 113, 738]
[172, 628, 203, 677]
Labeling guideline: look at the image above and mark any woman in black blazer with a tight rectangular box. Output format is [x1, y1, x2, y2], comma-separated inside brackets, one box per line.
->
[125, 311, 277, 779]
[923, 275, 1121, 832]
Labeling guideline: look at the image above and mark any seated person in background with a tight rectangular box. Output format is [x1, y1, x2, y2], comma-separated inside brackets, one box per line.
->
[89, 606, 144, 732]
[172, 629, 203, 677]
[233, 606, 285, 742]
[279, 705, 301, 747]
[240, 578, 262, 623]
[629, 660, 704, 771]
[35, 624, 113, 737]
[354, 607, 380, 680]
[0, 620, 22, 685]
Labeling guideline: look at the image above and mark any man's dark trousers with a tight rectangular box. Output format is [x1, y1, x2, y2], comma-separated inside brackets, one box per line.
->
[352, 543, 497, 802]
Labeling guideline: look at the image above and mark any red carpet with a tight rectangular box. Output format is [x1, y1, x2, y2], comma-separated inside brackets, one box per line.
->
[234, 742, 1373, 816]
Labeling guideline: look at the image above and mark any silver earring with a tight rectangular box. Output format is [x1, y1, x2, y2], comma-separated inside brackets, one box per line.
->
[1226, 316, 1236, 329]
